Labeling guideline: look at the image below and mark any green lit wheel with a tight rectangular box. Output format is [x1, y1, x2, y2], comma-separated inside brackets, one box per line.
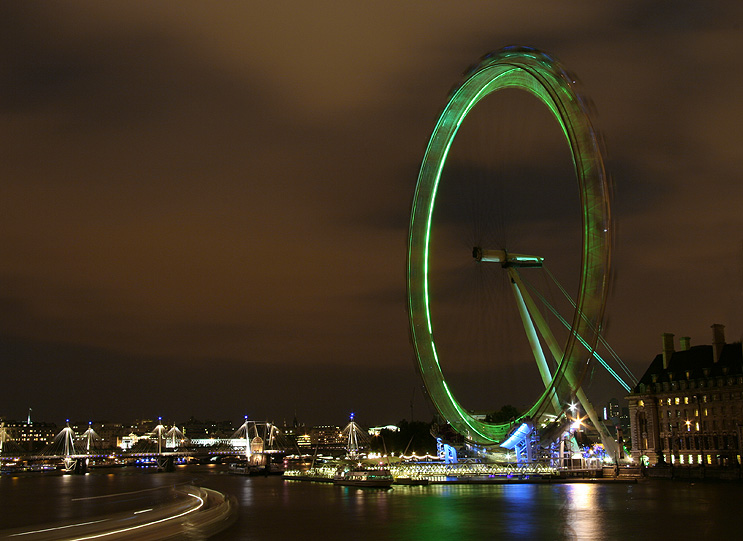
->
[407, 46, 611, 445]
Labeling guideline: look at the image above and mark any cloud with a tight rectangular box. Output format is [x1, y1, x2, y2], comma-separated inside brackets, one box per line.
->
[1, 1, 742, 422]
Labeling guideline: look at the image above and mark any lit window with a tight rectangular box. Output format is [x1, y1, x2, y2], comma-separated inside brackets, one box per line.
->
[684, 397, 689, 404]
[638, 400, 645, 407]
[675, 397, 680, 405]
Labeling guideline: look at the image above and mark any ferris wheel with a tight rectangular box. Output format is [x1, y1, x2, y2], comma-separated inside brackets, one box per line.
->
[407, 46, 618, 449]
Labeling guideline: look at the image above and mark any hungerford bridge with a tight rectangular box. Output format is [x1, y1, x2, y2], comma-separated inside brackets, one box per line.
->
[0, 417, 280, 474]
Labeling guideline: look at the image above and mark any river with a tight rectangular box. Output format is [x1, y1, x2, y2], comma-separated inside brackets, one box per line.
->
[0, 465, 739, 539]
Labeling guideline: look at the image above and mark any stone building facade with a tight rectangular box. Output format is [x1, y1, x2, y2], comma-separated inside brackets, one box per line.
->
[627, 324, 743, 466]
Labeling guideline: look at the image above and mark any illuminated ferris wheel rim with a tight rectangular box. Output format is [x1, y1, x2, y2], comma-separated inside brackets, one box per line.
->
[406, 46, 611, 445]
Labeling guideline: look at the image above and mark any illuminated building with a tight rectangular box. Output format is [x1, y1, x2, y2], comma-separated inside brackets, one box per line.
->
[309, 425, 345, 452]
[295, 433, 311, 449]
[281, 415, 308, 449]
[367, 424, 400, 437]
[603, 398, 630, 445]
[181, 417, 235, 439]
[627, 324, 743, 466]
[1, 420, 58, 452]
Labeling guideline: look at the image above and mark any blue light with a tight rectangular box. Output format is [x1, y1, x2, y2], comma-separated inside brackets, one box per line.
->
[500, 423, 532, 450]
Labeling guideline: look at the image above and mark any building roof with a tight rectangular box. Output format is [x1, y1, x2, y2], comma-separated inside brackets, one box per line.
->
[634, 342, 743, 391]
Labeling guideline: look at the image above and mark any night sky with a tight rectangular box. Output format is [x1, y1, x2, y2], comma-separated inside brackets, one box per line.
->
[1, 2, 741, 428]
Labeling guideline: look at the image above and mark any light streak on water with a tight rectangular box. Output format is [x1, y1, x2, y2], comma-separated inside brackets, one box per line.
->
[8, 520, 109, 537]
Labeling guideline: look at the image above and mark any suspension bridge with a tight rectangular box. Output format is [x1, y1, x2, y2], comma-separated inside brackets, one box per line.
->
[0, 416, 288, 475]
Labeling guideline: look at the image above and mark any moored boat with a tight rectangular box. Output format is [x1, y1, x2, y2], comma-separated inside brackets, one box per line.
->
[333, 466, 394, 488]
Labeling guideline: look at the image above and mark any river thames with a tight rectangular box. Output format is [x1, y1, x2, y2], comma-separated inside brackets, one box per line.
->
[0, 466, 740, 539]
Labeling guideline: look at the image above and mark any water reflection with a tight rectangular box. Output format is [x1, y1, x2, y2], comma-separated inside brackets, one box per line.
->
[3, 469, 743, 540]
[561, 483, 602, 540]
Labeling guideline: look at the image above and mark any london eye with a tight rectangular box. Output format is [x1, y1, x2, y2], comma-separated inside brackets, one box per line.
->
[407, 46, 617, 454]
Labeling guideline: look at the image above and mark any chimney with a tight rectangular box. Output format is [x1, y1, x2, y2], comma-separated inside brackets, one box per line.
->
[662, 333, 674, 369]
[711, 324, 725, 363]
[680, 336, 691, 351]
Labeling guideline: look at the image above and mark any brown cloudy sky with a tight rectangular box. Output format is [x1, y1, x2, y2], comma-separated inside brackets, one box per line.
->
[1, 2, 741, 426]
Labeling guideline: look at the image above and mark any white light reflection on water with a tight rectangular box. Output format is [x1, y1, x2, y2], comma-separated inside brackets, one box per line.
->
[561, 483, 602, 540]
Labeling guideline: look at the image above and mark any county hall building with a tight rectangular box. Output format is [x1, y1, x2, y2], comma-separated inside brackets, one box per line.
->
[627, 324, 743, 466]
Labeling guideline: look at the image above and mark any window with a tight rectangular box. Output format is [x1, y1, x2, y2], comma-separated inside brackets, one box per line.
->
[684, 396, 689, 404]
[675, 397, 680, 405]
[638, 400, 645, 407]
